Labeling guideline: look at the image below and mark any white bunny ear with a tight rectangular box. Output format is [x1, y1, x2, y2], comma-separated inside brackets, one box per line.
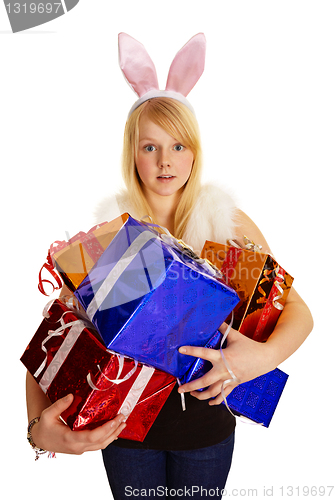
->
[118, 33, 159, 98]
[165, 33, 206, 97]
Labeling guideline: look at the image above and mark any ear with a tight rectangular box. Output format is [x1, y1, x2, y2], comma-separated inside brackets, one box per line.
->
[118, 33, 159, 98]
[165, 33, 206, 97]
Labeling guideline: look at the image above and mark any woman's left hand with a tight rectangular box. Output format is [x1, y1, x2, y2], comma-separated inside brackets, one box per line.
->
[178, 323, 276, 405]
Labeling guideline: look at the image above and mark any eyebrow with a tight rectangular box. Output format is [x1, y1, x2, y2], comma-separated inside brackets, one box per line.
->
[139, 137, 157, 143]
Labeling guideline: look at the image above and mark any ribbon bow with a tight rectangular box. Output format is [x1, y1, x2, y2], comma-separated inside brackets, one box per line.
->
[141, 217, 223, 279]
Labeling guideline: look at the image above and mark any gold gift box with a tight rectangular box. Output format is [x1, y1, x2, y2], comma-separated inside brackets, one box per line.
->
[52, 213, 129, 292]
[201, 240, 294, 342]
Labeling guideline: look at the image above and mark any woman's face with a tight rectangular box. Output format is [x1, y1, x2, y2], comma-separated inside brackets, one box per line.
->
[136, 116, 194, 201]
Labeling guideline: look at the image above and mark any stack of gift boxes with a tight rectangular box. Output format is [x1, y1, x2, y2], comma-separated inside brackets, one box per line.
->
[21, 215, 293, 439]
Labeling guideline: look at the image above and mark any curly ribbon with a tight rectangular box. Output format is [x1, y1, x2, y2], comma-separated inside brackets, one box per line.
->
[243, 235, 262, 252]
[219, 314, 239, 416]
[256, 265, 285, 310]
[38, 222, 108, 296]
[272, 268, 285, 310]
[87, 343, 163, 422]
[256, 268, 274, 305]
[218, 314, 264, 426]
[86, 354, 139, 391]
[38, 250, 63, 297]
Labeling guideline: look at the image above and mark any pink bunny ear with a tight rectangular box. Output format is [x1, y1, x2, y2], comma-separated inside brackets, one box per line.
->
[118, 33, 159, 98]
[165, 33, 206, 97]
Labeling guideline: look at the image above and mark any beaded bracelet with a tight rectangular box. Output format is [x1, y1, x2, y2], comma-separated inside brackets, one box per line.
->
[27, 417, 56, 461]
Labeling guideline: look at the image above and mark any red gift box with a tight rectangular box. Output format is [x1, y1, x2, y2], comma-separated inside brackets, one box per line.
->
[21, 299, 176, 441]
[201, 240, 294, 342]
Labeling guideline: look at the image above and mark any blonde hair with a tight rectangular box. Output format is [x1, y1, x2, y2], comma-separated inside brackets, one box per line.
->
[121, 98, 202, 239]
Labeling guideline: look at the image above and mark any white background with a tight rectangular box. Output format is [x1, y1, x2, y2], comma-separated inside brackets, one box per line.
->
[1, 1, 334, 498]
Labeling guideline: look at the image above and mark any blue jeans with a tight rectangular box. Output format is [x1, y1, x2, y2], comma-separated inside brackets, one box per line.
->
[102, 431, 234, 499]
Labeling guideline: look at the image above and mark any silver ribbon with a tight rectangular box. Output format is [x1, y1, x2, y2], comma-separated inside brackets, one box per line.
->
[272, 266, 285, 310]
[118, 365, 155, 418]
[141, 217, 223, 279]
[86, 230, 159, 320]
[86, 354, 139, 391]
[219, 314, 263, 426]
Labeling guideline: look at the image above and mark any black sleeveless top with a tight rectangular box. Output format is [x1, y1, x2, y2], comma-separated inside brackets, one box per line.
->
[112, 384, 236, 450]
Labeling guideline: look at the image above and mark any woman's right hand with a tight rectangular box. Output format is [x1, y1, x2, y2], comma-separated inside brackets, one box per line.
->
[31, 394, 127, 455]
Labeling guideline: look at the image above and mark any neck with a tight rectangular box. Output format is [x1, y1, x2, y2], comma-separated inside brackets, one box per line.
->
[143, 189, 181, 235]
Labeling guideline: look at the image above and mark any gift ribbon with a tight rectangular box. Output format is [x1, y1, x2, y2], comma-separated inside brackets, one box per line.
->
[141, 217, 223, 279]
[224, 239, 285, 312]
[86, 354, 139, 391]
[118, 365, 155, 418]
[86, 230, 160, 320]
[218, 314, 264, 426]
[256, 265, 285, 308]
[243, 235, 262, 252]
[38, 250, 63, 296]
[272, 267, 285, 310]
[48, 223, 107, 259]
[37, 320, 87, 393]
[220, 247, 243, 283]
[34, 298, 91, 387]
[252, 267, 285, 341]
[35, 298, 140, 396]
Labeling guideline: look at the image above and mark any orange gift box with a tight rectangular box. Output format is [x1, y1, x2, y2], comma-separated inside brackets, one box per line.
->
[201, 240, 294, 342]
[39, 214, 129, 294]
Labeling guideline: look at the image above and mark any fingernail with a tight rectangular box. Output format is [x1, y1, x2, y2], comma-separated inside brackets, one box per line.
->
[179, 347, 187, 353]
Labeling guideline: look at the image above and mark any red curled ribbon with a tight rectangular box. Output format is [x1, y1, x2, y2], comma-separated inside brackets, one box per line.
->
[38, 250, 63, 296]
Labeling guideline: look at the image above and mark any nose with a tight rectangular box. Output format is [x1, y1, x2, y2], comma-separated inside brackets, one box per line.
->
[159, 149, 171, 168]
[160, 160, 170, 168]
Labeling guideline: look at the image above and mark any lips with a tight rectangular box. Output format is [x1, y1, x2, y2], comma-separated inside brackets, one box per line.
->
[157, 175, 176, 183]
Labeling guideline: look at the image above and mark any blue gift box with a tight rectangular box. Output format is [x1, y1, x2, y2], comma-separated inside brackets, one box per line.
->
[182, 331, 288, 427]
[226, 368, 288, 427]
[74, 215, 240, 378]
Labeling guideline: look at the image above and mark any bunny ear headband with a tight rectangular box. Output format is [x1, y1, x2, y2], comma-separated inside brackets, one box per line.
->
[118, 32, 206, 117]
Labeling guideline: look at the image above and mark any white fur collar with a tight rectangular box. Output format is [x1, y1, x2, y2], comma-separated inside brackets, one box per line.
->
[94, 183, 237, 254]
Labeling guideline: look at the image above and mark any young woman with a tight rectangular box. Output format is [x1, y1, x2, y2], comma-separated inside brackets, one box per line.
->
[25, 34, 313, 499]
[94, 97, 313, 498]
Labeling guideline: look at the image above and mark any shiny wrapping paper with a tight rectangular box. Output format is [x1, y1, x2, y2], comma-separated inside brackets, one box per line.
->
[21, 299, 176, 441]
[201, 241, 294, 342]
[40, 214, 129, 294]
[74, 216, 240, 378]
[226, 368, 288, 427]
[182, 331, 289, 427]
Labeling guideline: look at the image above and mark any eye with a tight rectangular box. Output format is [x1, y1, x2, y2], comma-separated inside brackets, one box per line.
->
[173, 144, 185, 152]
[144, 145, 157, 152]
